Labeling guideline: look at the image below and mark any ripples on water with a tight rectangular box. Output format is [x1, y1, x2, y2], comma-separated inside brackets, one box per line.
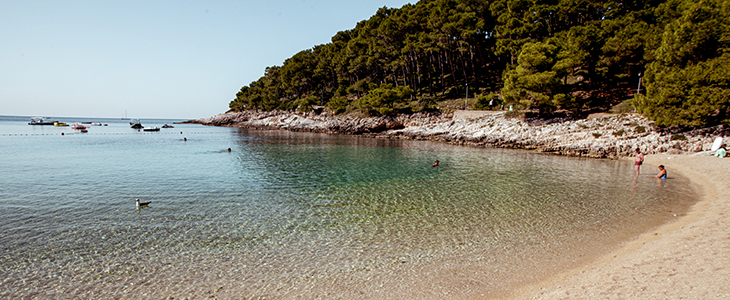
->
[0, 116, 697, 299]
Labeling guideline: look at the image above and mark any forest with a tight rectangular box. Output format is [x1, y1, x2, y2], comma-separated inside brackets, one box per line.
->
[229, 0, 729, 127]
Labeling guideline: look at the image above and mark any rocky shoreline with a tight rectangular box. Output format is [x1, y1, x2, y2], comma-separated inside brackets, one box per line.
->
[186, 110, 728, 159]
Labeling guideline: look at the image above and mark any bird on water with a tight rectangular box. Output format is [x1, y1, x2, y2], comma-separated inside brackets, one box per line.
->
[135, 198, 151, 208]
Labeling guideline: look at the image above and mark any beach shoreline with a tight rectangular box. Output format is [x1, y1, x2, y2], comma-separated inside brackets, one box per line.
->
[512, 153, 730, 299]
[189, 110, 729, 159]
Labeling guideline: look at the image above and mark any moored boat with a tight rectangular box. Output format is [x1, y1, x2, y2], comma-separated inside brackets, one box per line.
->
[130, 119, 143, 129]
[28, 117, 57, 125]
[72, 123, 87, 130]
[54, 122, 69, 126]
[143, 127, 160, 132]
[162, 124, 174, 128]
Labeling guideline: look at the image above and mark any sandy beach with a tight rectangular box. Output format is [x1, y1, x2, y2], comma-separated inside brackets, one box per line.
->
[514, 153, 730, 299]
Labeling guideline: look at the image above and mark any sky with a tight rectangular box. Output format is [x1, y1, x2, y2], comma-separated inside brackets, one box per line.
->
[0, 1, 413, 119]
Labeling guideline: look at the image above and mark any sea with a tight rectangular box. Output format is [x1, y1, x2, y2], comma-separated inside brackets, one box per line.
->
[0, 115, 698, 299]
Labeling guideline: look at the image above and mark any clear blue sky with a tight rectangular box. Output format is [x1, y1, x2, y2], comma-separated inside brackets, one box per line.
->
[0, 1, 412, 119]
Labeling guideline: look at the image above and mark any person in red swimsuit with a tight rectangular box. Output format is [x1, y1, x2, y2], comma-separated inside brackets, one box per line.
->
[634, 148, 644, 175]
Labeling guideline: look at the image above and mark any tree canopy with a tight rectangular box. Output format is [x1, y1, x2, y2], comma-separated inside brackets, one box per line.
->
[229, 0, 729, 127]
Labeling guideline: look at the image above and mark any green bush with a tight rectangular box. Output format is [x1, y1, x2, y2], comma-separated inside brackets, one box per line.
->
[671, 135, 687, 141]
[297, 96, 319, 112]
[592, 133, 602, 138]
[474, 93, 501, 110]
[356, 84, 414, 115]
[327, 96, 349, 114]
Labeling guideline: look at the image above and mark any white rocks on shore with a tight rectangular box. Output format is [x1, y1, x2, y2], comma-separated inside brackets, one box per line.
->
[190, 110, 728, 159]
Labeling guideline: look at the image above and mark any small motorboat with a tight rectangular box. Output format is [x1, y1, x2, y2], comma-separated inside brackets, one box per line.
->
[91, 123, 102, 126]
[162, 124, 174, 128]
[28, 117, 57, 125]
[143, 127, 160, 132]
[72, 123, 87, 130]
[54, 122, 69, 126]
[130, 119, 143, 129]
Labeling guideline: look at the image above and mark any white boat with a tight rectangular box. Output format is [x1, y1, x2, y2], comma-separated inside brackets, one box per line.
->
[28, 117, 57, 125]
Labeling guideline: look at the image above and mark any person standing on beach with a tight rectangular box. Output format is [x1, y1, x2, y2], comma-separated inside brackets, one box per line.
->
[634, 148, 644, 175]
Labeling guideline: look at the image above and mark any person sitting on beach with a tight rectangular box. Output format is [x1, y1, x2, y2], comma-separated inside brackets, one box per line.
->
[431, 160, 439, 167]
[634, 148, 644, 175]
[716, 147, 727, 158]
[655, 165, 667, 180]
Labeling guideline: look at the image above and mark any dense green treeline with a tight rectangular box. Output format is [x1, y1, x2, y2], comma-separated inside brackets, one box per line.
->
[229, 0, 729, 126]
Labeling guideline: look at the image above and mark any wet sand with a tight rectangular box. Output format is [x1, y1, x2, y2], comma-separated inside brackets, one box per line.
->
[513, 153, 730, 299]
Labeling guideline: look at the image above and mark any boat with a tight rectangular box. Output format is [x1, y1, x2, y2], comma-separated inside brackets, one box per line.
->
[122, 110, 130, 120]
[143, 127, 160, 132]
[53, 122, 69, 127]
[90, 123, 102, 126]
[162, 124, 174, 128]
[130, 119, 143, 129]
[71, 123, 87, 130]
[28, 117, 57, 125]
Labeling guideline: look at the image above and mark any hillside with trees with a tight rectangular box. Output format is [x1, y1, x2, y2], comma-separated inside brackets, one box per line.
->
[229, 0, 729, 127]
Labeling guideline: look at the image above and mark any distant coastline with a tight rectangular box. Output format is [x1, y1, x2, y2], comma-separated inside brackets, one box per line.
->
[186, 110, 729, 159]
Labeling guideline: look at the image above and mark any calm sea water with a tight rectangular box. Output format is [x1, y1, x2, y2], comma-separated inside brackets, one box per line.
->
[0, 115, 697, 299]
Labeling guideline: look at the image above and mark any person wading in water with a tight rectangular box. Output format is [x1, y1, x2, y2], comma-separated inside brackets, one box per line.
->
[634, 148, 644, 175]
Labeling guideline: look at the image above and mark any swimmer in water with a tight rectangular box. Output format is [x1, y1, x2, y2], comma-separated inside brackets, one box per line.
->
[431, 160, 439, 167]
[655, 165, 667, 179]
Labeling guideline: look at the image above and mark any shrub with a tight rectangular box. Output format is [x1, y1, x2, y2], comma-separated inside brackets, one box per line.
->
[592, 133, 602, 138]
[474, 93, 501, 110]
[671, 135, 687, 141]
[327, 96, 349, 114]
[612, 129, 625, 137]
[297, 96, 319, 112]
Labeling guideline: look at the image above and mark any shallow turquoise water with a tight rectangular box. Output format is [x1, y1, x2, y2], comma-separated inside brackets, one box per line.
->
[0, 115, 697, 298]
